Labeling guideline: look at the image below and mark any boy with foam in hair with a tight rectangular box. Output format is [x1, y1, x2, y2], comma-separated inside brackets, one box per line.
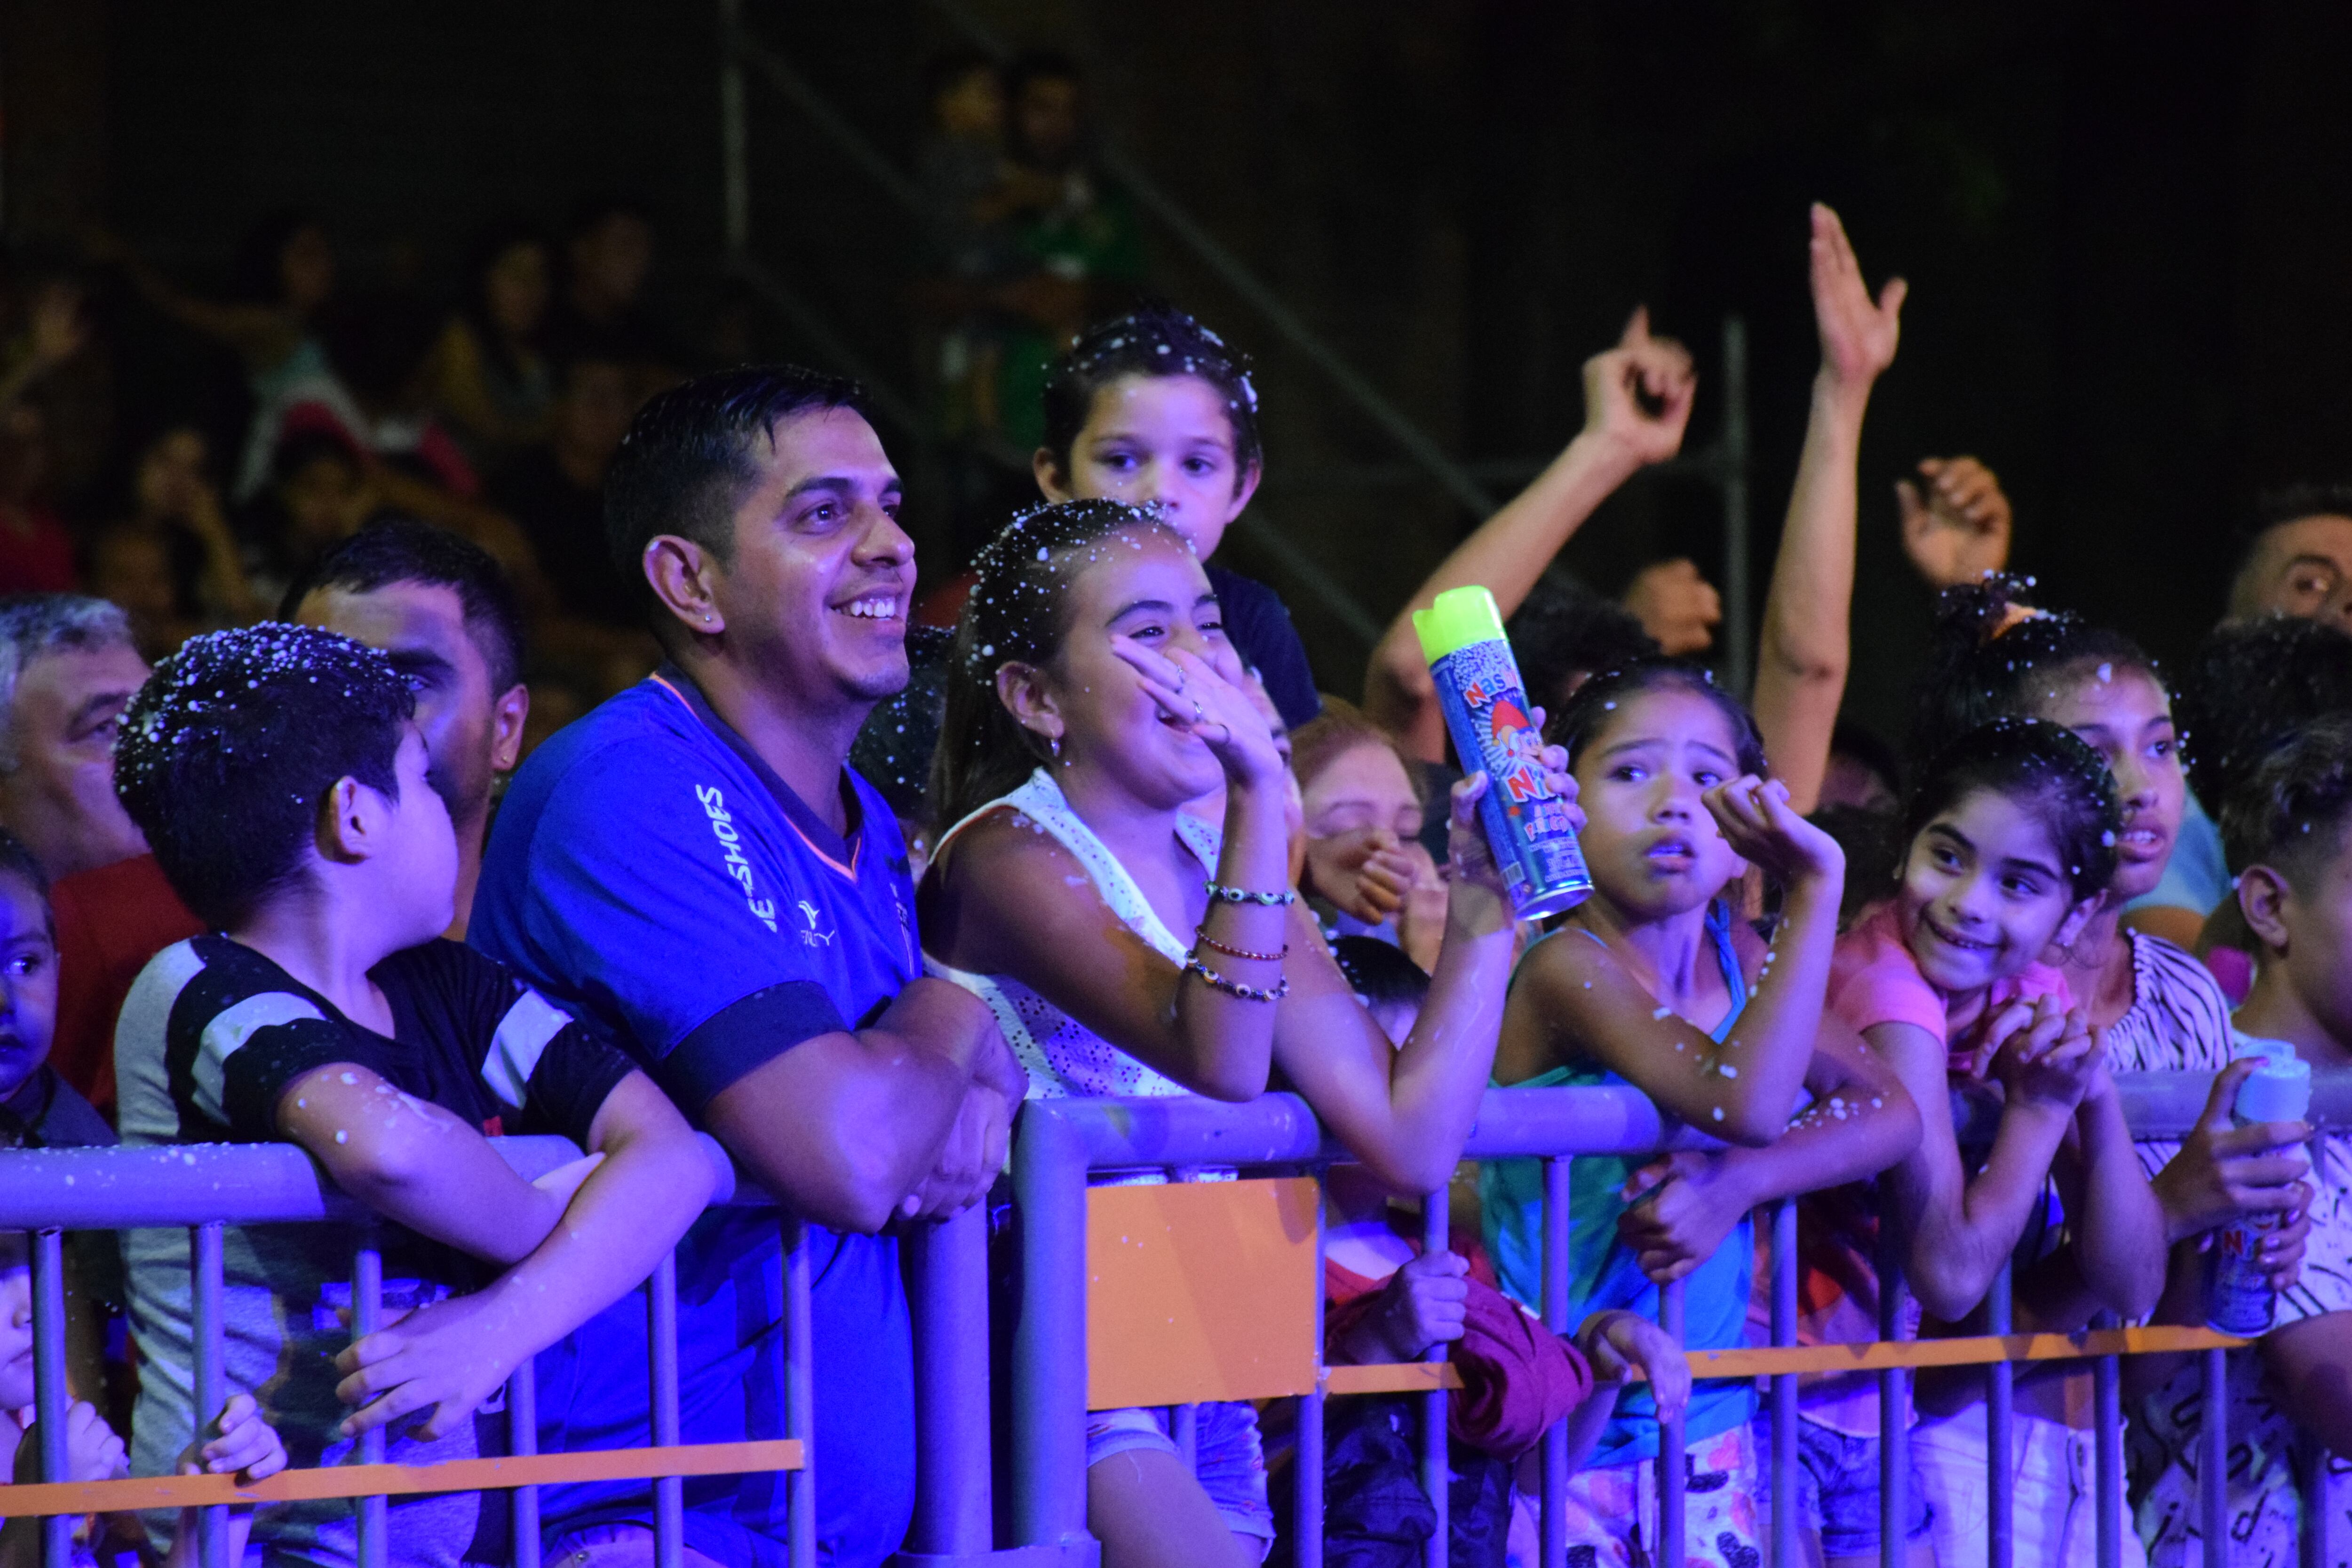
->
[110, 625, 711, 1566]
[2124, 715, 2352, 1565]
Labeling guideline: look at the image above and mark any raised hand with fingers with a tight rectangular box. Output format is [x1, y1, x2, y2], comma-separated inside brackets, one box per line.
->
[1621, 557, 1722, 656]
[1700, 774, 1845, 891]
[1979, 996, 2101, 1112]
[1810, 202, 1905, 392]
[1446, 708, 1580, 907]
[1899, 455, 2013, 589]
[1109, 634, 1286, 790]
[1581, 306, 1697, 470]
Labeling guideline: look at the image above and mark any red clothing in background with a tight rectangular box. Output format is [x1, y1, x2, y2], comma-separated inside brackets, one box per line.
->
[50, 853, 204, 1121]
[1325, 1255, 1595, 1460]
[0, 502, 78, 594]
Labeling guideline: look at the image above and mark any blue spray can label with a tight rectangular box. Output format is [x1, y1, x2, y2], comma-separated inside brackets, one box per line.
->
[2206, 1037, 2312, 1337]
[1412, 586, 1592, 919]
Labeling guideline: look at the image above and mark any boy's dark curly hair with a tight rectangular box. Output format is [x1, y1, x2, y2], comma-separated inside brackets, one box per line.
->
[2217, 711, 2352, 889]
[2174, 615, 2352, 813]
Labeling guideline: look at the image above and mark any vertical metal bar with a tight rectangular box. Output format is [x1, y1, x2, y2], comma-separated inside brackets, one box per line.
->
[1720, 314, 1753, 699]
[1770, 1198, 1797, 1568]
[1421, 1188, 1449, 1568]
[191, 1223, 228, 1568]
[1172, 1404, 1200, 1472]
[353, 1228, 387, 1568]
[509, 1357, 542, 1568]
[1986, 1260, 2014, 1568]
[2300, 1431, 2329, 1568]
[651, 1251, 683, 1568]
[906, 1201, 994, 1555]
[1541, 1158, 1572, 1568]
[1877, 1217, 1907, 1568]
[2092, 1312, 2122, 1568]
[1011, 1108, 1090, 1548]
[1659, 1278, 1686, 1564]
[784, 1217, 817, 1568]
[31, 1228, 71, 1568]
[2198, 1347, 2226, 1568]
[717, 0, 748, 258]
[1296, 1173, 1327, 1568]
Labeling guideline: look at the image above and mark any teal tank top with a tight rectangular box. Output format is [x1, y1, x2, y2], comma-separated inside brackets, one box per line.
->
[1478, 900, 1756, 1465]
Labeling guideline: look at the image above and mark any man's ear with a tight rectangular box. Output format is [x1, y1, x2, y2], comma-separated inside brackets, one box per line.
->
[644, 535, 723, 639]
[1033, 448, 1074, 503]
[2238, 865, 2294, 954]
[489, 683, 530, 775]
[315, 776, 386, 866]
[993, 661, 1063, 745]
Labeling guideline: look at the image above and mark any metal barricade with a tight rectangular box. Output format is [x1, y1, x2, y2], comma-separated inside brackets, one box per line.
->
[0, 1134, 815, 1568]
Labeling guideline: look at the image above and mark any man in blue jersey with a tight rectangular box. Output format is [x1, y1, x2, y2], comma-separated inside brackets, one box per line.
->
[471, 366, 1023, 1567]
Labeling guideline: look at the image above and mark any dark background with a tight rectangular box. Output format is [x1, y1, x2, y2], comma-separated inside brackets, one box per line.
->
[9, 0, 2349, 742]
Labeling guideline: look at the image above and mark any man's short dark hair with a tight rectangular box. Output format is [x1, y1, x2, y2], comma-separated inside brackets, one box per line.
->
[603, 364, 872, 621]
[2228, 482, 2352, 613]
[115, 625, 415, 929]
[278, 518, 527, 694]
[2176, 615, 2352, 811]
[2219, 712, 2352, 891]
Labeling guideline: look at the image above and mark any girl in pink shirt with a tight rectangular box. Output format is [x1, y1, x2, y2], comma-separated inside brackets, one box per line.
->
[1831, 718, 2167, 1568]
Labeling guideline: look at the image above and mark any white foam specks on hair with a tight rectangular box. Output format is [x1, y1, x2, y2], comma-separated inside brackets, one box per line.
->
[2096, 662, 2113, 683]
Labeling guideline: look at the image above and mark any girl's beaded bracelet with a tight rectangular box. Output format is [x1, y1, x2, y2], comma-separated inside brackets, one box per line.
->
[1183, 955, 1290, 1003]
[1205, 880, 1296, 907]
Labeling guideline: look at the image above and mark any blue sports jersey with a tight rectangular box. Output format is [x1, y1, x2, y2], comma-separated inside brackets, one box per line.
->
[472, 667, 921, 1568]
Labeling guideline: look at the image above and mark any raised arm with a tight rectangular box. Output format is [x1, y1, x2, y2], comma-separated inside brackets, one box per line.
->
[1616, 1009, 1922, 1283]
[1365, 309, 1695, 761]
[1898, 456, 2013, 591]
[1750, 204, 1904, 814]
[332, 1069, 715, 1440]
[1497, 778, 1846, 1146]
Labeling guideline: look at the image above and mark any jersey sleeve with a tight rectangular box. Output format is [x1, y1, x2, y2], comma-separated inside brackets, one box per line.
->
[177, 984, 354, 1142]
[490, 738, 850, 1114]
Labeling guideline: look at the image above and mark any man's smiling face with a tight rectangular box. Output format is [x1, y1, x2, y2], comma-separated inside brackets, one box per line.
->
[713, 406, 916, 715]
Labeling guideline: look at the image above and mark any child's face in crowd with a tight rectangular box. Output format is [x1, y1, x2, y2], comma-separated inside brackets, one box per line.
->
[279, 454, 365, 553]
[0, 1242, 30, 1412]
[1029, 526, 1242, 810]
[0, 872, 56, 1103]
[1571, 686, 1748, 920]
[1302, 741, 1423, 845]
[2030, 662, 2182, 904]
[934, 66, 1005, 140]
[373, 726, 461, 948]
[1050, 375, 1258, 562]
[1897, 786, 2091, 995]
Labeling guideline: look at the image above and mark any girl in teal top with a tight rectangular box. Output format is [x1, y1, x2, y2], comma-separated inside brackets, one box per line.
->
[1481, 665, 1916, 1491]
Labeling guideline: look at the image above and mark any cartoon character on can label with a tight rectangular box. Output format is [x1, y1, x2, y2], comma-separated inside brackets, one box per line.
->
[697, 783, 779, 931]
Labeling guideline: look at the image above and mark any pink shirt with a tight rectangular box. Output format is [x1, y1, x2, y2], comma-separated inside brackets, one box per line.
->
[1828, 903, 2072, 1066]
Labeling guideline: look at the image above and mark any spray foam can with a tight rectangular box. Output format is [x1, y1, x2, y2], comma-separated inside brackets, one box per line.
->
[2206, 1035, 2313, 1337]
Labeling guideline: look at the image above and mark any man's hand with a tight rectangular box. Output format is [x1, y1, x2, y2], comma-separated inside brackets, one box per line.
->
[2150, 1059, 2312, 1243]
[177, 1393, 286, 1481]
[1809, 203, 1905, 392]
[899, 1025, 1024, 1221]
[1622, 558, 1721, 655]
[1579, 307, 1696, 470]
[1576, 1309, 1690, 1422]
[1335, 1250, 1470, 1365]
[1898, 456, 2012, 589]
[10, 1400, 127, 1484]
[1616, 1151, 1752, 1284]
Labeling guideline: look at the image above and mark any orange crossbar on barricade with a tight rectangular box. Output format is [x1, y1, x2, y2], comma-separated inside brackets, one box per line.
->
[1315, 1324, 2248, 1400]
[0, 1438, 804, 1520]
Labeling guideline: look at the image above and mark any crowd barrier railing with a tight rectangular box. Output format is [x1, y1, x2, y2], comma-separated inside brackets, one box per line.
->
[3, 1073, 2347, 1568]
[0, 1133, 804, 1568]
